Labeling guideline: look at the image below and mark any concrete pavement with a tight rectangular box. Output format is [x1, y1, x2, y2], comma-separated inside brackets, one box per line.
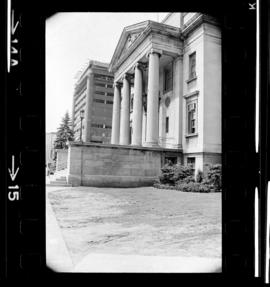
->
[73, 253, 221, 273]
[46, 186, 74, 272]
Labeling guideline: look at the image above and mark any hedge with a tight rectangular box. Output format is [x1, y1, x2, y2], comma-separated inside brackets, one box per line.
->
[155, 163, 222, 193]
[159, 163, 195, 186]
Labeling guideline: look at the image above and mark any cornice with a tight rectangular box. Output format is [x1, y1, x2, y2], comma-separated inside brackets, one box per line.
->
[182, 13, 220, 38]
[184, 90, 199, 99]
[76, 60, 110, 83]
[69, 141, 183, 153]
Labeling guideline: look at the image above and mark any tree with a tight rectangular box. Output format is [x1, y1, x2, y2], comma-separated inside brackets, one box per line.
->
[54, 111, 74, 149]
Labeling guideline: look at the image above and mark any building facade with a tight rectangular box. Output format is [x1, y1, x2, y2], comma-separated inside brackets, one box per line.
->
[109, 13, 221, 174]
[72, 60, 114, 144]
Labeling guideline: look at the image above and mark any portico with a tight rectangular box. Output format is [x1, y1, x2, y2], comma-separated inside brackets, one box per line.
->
[109, 20, 183, 148]
[66, 13, 222, 187]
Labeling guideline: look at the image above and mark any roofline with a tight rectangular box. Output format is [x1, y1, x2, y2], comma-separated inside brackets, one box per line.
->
[109, 20, 151, 72]
[76, 60, 110, 83]
[161, 12, 173, 23]
[124, 19, 151, 31]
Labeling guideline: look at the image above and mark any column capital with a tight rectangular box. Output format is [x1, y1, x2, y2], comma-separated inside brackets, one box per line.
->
[121, 73, 133, 82]
[174, 54, 184, 61]
[113, 81, 122, 88]
[133, 62, 147, 72]
[146, 48, 163, 58]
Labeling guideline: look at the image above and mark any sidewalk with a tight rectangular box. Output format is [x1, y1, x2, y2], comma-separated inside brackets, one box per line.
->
[46, 186, 74, 272]
[73, 253, 221, 273]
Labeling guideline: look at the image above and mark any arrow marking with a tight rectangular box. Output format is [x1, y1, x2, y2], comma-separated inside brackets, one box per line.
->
[11, 10, 19, 35]
[8, 155, 19, 181]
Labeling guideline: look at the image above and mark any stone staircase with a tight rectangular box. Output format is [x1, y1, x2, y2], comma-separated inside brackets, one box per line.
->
[46, 168, 72, 187]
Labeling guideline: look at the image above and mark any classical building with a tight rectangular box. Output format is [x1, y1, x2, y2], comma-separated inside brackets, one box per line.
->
[65, 12, 221, 187]
[72, 60, 114, 144]
[109, 12, 221, 174]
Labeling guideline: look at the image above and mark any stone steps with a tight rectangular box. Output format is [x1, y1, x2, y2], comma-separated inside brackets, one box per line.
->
[55, 177, 67, 181]
[49, 181, 72, 187]
[47, 169, 72, 187]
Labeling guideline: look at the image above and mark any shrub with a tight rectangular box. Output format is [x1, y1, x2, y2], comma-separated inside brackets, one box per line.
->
[196, 169, 204, 183]
[203, 164, 222, 192]
[176, 182, 213, 193]
[176, 182, 211, 193]
[158, 164, 176, 185]
[158, 163, 195, 185]
[156, 162, 221, 193]
[198, 184, 212, 193]
[173, 164, 194, 183]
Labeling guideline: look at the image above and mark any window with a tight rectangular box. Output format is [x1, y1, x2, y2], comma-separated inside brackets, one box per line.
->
[106, 100, 113, 105]
[91, 123, 103, 128]
[187, 102, 197, 134]
[107, 93, 114, 97]
[96, 83, 106, 88]
[107, 84, 113, 89]
[94, 99, 105, 104]
[166, 117, 169, 133]
[187, 157, 196, 173]
[74, 94, 86, 108]
[189, 52, 196, 79]
[165, 156, 177, 165]
[74, 87, 87, 100]
[95, 91, 105, 95]
[164, 65, 173, 92]
[94, 75, 107, 81]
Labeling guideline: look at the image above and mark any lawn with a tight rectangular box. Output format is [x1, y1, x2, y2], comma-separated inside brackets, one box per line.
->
[47, 186, 221, 266]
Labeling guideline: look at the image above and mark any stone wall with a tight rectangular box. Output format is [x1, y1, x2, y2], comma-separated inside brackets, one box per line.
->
[56, 149, 68, 171]
[67, 142, 182, 187]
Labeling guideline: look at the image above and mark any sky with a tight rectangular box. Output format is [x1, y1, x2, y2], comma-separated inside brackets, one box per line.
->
[46, 12, 168, 133]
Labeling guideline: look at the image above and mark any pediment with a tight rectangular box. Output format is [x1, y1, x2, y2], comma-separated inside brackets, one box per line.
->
[109, 20, 182, 74]
[109, 21, 150, 72]
[122, 31, 142, 55]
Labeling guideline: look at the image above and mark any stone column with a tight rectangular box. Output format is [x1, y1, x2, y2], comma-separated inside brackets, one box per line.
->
[84, 71, 94, 142]
[145, 49, 162, 147]
[142, 109, 147, 145]
[119, 74, 131, 145]
[131, 63, 143, 146]
[174, 56, 184, 149]
[111, 82, 121, 144]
